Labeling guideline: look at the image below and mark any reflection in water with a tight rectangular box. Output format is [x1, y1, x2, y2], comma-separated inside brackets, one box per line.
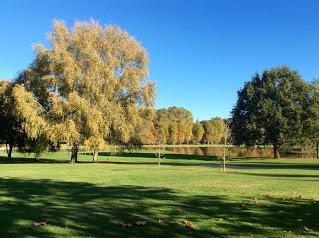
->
[144, 146, 316, 158]
[176, 147, 185, 154]
[193, 147, 203, 156]
[165, 147, 274, 158]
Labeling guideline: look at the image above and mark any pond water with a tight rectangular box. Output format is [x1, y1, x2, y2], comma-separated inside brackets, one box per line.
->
[146, 146, 316, 158]
[164, 146, 273, 158]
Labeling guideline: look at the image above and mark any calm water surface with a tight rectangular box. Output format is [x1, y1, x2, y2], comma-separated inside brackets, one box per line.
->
[164, 147, 273, 158]
[149, 146, 317, 158]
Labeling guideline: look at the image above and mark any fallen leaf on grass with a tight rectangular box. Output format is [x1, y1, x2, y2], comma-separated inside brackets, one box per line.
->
[240, 204, 246, 207]
[119, 222, 132, 228]
[158, 219, 169, 223]
[312, 199, 319, 204]
[188, 224, 195, 229]
[136, 221, 147, 226]
[296, 219, 303, 222]
[183, 220, 195, 229]
[303, 213, 312, 216]
[304, 226, 312, 232]
[260, 194, 271, 197]
[250, 198, 260, 204]
[32, 220, 47, 227]
[291, 204, 300, 208]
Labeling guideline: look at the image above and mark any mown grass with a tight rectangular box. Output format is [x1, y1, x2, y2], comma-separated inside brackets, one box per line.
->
[0, 150, 318, 237]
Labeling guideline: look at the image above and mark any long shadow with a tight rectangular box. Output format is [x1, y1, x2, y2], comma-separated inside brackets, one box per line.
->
[2, 153, 318, 171]
[99, 151, 217, 161]
[0, 155, 69, 164]
[0, 154, 218, 167]
[96, 151, 218, 167]
[164, 153, 216, 161]
[0, 178, 318, 237]
[228, 161, 319, 170]
[238, 171, 319, 180]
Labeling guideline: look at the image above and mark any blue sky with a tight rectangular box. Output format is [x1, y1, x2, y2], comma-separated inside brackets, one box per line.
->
[1, 0, 319, 121]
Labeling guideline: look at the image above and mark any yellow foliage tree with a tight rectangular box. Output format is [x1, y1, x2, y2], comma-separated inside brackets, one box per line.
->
[14, 19, 155, 162]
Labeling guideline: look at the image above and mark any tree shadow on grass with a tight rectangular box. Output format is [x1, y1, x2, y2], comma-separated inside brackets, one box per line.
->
[100, 151, 217, 162]
[0, 155, 69, 164]
[228, 160, 319, 170]
[0, 153, 218, 167]
[0, 178, 318, 237]
[237, 171, 319, 181]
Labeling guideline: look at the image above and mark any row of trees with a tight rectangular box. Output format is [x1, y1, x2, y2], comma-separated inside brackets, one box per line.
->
[1, 75, 228, 159]
[138, 106, 227, 145]
[1, 20, 318, 161]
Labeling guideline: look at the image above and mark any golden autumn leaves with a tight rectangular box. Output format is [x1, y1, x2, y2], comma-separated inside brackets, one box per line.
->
[238, 194, 319, 234]
[9, 18, 156, 162]
[118, 218, 196, 236]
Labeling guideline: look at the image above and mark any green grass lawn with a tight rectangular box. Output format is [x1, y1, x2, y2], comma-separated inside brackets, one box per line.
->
[0, 150, 318, 237]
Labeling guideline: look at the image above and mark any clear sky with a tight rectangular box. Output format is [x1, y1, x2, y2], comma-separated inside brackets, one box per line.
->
[1, 0, 319, 121]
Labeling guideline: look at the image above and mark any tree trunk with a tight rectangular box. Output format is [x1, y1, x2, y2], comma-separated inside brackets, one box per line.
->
[35, 153, 40, 161]
[93, 149, 99, 163]
[6, 143, 13, 159]
[70, 143, 78, 163]
[222, 143, 226, 172]
[316, 142, 319, 159]
[157, 146, 161, 166]
[273, 144, 280, 159]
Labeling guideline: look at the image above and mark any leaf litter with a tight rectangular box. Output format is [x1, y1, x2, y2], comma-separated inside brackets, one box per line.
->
[32, 220, 48, 227]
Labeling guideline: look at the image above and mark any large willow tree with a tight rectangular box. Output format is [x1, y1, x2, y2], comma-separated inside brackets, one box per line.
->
[14, 19, 155, 162]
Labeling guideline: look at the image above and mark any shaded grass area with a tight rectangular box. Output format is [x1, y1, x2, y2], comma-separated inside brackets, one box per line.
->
[0, 150, 218, 166]
[228, 157, 319, 170]
[0, 151, 319, 237]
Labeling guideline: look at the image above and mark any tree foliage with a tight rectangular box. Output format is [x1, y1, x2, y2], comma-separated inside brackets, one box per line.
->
[11, 19, 155, 162]
[153, 107, 193, 144]
[303, 79, 319, 158]
[210, 117, 225, 144]
[0, 80, 25, 158]
[139, 120, 156, 145]
[168, 122, 178, 144]
[200, 118, 225, 144]
[231, 66, 309, 158]
[192, 120, 204, 144]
